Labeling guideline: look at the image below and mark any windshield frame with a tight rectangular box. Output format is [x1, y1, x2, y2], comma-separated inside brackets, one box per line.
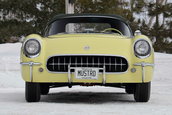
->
[44, 16, 133, 37]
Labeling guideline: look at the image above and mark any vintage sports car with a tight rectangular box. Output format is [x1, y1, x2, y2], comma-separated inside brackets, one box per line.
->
[21, 14, 154, 102]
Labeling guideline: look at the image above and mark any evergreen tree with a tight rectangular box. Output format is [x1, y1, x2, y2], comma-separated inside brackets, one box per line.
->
[0, 0, 172, 54]
[0, 0, 65, 43]
[148, 0, 172, 52]
[75, 0, 134, 31]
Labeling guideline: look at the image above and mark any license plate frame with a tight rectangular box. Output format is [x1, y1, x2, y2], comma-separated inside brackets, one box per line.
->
[75, 68, 99, 80]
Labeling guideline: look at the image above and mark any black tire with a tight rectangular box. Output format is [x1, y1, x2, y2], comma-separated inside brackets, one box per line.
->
[134, 82, 151, 102]
[40, 84, 50, 95]
[25, 82, 40, 102]
[125, 84, 134, 94]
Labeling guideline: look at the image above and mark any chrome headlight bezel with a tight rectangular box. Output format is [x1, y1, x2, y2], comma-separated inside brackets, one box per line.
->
[134, 39, 151, 58]
[23, 39, 41, 58]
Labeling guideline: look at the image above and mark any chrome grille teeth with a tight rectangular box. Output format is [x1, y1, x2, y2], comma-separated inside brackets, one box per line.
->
[64, 57, 66, 70]
[109, 57, 111, 71]
[81, 57, 83, 67]
[47, 55, 128, 72]
[98, 57, 100, 67]
[58, 57, 60, 70]
[52, 57, 54, 70]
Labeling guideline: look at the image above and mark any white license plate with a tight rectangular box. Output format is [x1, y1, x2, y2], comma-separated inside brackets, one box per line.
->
[75, 68, 99, 79]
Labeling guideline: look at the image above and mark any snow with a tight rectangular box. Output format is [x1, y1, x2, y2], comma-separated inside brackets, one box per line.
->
[0, 43, 172, 115]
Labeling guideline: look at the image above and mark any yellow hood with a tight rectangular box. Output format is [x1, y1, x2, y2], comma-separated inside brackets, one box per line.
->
[44, 34, 132, 57]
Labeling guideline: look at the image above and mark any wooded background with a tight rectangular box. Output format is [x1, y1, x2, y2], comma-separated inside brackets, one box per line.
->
[0, 0, 172, 53]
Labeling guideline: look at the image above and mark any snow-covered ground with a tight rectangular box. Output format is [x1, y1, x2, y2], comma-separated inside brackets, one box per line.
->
[0, 43, 172, 115]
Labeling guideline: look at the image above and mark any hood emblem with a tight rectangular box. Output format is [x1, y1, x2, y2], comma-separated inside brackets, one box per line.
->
[84, 46, 90, 50]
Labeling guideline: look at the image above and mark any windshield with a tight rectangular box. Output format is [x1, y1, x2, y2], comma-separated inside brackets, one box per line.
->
[66, 23, 111, 33]
[45, 17, 132, 37]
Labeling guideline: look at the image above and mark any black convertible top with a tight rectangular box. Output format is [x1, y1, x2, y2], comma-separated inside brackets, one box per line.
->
[45, 14, 133, 37]
[48, 14, 129, 25]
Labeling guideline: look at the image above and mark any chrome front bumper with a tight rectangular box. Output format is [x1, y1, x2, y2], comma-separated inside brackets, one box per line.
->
[20, 61, 154, 83]
[20, 62, 41, 82]
[134, 62, 154, 83]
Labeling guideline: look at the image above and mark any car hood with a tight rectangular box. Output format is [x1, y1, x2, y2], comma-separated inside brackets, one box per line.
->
[43, 34, 133, 58]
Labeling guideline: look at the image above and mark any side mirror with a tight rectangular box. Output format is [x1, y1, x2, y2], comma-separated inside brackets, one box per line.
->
[134, 30, 142, 36]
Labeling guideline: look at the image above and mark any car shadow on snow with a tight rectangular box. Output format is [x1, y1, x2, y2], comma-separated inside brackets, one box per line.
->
[41, 91, 134, 104]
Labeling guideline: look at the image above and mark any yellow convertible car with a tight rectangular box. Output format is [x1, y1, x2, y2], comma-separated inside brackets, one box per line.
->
[20, 14, 154, 102]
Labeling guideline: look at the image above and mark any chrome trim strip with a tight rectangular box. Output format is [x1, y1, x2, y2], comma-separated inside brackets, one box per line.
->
[134, 62, 154, 67]
[20, 62, 42, 82]
[68, 64, 71, 84]
[46, 54, 129, 74]
[134, 62, 154, 82]
[103, 65, 106, 84]
[46, 54, 128, 57]
[47, 63, 127, 65]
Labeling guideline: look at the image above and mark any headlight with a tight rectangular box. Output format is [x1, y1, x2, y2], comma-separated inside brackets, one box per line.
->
[134, 39, 151, 58]
[24, 39, 41, 57]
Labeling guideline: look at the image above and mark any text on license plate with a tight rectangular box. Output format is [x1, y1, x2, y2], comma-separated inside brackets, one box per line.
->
[75, 68, 99, 79]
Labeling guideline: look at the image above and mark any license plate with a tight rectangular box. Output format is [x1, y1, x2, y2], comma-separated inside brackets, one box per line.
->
[75, 68, 99, 79]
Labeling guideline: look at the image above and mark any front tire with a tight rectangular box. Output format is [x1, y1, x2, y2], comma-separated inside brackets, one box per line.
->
[25, 82, 40, 102]
[134, 82, 151, 102]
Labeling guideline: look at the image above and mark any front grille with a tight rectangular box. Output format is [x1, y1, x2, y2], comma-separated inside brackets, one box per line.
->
[46, 55, 128, 73]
